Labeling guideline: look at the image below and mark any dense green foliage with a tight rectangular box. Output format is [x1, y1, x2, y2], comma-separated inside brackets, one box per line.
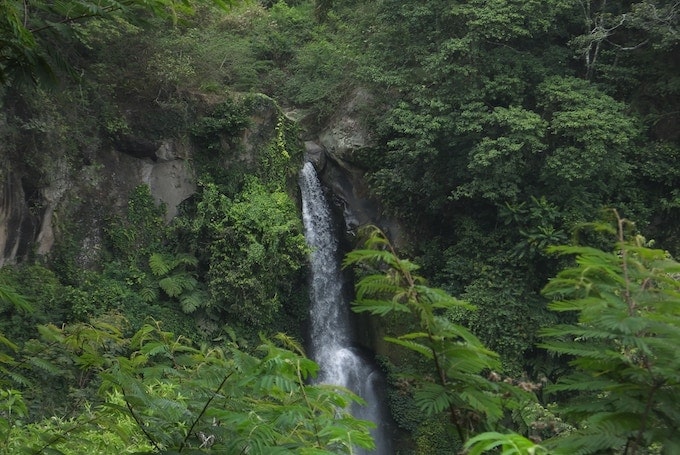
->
[0, 315, 375, 453]
[539, 214, 680, 454]
[1, 0, 680, 453]
[346, 219, 680, 454]
[345, 227, 527, 450]
[0, 0, 234, 86]
[174, 177, 307, 330]
[337, 0, 680, 383]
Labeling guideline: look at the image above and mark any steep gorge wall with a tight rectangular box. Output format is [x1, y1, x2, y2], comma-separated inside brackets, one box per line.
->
[0, 172, 40, 267]
[0, 139, 195, 267]
[1, 84, 398, 272]
[0, 92, 282, 268]
[298, 88, 405, 356]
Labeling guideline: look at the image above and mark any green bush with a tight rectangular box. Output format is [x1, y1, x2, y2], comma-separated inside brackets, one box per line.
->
[190, 99, 250, 152]
[201, 178, 307, 329]
[1, 321, 376, 453]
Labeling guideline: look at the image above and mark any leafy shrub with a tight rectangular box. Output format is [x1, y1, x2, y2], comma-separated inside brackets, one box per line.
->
[1, 321, 376, 453]
[456, 274, 554, 375]
[200, 178, 307, 329]
[539, 214, 680, 454]
[0, 265, 63, 341]
[190, 99, 250, 152]
[104, 185, 166, 264]
[345, 226, 524, 443]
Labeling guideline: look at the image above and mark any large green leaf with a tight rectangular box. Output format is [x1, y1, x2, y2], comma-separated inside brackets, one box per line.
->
[414, 382, 453, 415]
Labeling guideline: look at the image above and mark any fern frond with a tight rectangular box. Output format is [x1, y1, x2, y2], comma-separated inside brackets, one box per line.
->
[272, 333, 306, 358]
[351, 298, 409, 315]
[36, 324, 65, 344]
[546, 417, 630, 455]
[354, 274, 403, 300]
[354, 224, 391, 250]
[384, 335, 433, 359]
[465, 431, 550, 455]
[344, 248, 419, 274]
[547, 296, 612, 312]
[0, 283, 33, 313]
[546, 374, 617, 394]
[27, 356, 64, 376]
[159, 276, 183, 298]
[174, 253, 199, 268]
[414, 285, 473, 310]
[149, 253, 172, 276]
[460, 387, 503, 420]
[538, 340, 621, 361]
[443, 345, 500, 375]
[3, 369, 31, 387]
[434, 317, 491, 349]
[139, 286, 158, 303]
[414, 382, 453, 415]
[179, 292, 203, 314]
[174, 273, 198, 292]
[129, 324, 158, 351]
[0, 333, 18, 352]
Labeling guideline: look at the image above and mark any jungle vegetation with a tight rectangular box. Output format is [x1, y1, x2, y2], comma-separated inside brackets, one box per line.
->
[0, 0, 679, 453]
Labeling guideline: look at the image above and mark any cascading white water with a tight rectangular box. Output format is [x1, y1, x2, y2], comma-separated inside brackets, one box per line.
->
[299, 162, 392, 454]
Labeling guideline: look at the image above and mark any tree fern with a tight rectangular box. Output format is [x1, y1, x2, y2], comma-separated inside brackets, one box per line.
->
[345, 226, 517, 442]
[179, 291, 205, 314]
[0, 284, 33, 313]
[149, 253, 173, 277]
[158, 276, 185, 298]
[539, 212, 680, 454]
[414, 382, 456, 414]
[146, 252, 208, 314]
[138, 285, 158, 303]
[384, 334, 436, 359]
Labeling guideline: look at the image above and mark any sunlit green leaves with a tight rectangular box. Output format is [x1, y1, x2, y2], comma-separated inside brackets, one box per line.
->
[0, 320, 374, 453]
[454, 105, 547, 203]
[414, 382, 455, 415]
[384, 335, 435, 360]
[194, 177, 307, 328]
[537, 76, 639, 184]
[464, 431, 550, 455]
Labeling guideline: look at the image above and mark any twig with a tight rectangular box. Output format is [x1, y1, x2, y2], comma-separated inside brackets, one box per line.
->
[179, 371, 234, 452]
[122, 387, 162, 452]
[29, 0, 137, 34]
[296, 359, 324, 448]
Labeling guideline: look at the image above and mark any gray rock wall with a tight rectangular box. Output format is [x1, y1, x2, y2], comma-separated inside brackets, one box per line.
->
[0, 93, 283, 267]
[0, 171, 40, 267]
[305, 88, 404, 248]
[1, 86, 400, 267]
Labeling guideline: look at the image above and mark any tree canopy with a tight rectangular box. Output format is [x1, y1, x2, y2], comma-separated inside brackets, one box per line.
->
[0, 0, 235, 86]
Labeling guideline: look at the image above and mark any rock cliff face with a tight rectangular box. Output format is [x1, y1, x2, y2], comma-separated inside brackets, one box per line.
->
[303, 88, 403, 248]
[0, 172, 41, 267]
[0, 93, 282, 267]
[0, 136, 196, 267]
[0, 86, 397, 267]
[300, 87, 404, 354]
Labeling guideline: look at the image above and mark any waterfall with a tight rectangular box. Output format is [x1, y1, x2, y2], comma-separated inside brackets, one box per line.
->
[299, 162, 392, 455]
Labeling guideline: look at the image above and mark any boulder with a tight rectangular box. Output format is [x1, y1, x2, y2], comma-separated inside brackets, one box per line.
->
[310, 88, 404, 247]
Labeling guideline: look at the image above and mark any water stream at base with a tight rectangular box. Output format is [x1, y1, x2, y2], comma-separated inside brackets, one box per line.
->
[299, 162, 392, 455]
